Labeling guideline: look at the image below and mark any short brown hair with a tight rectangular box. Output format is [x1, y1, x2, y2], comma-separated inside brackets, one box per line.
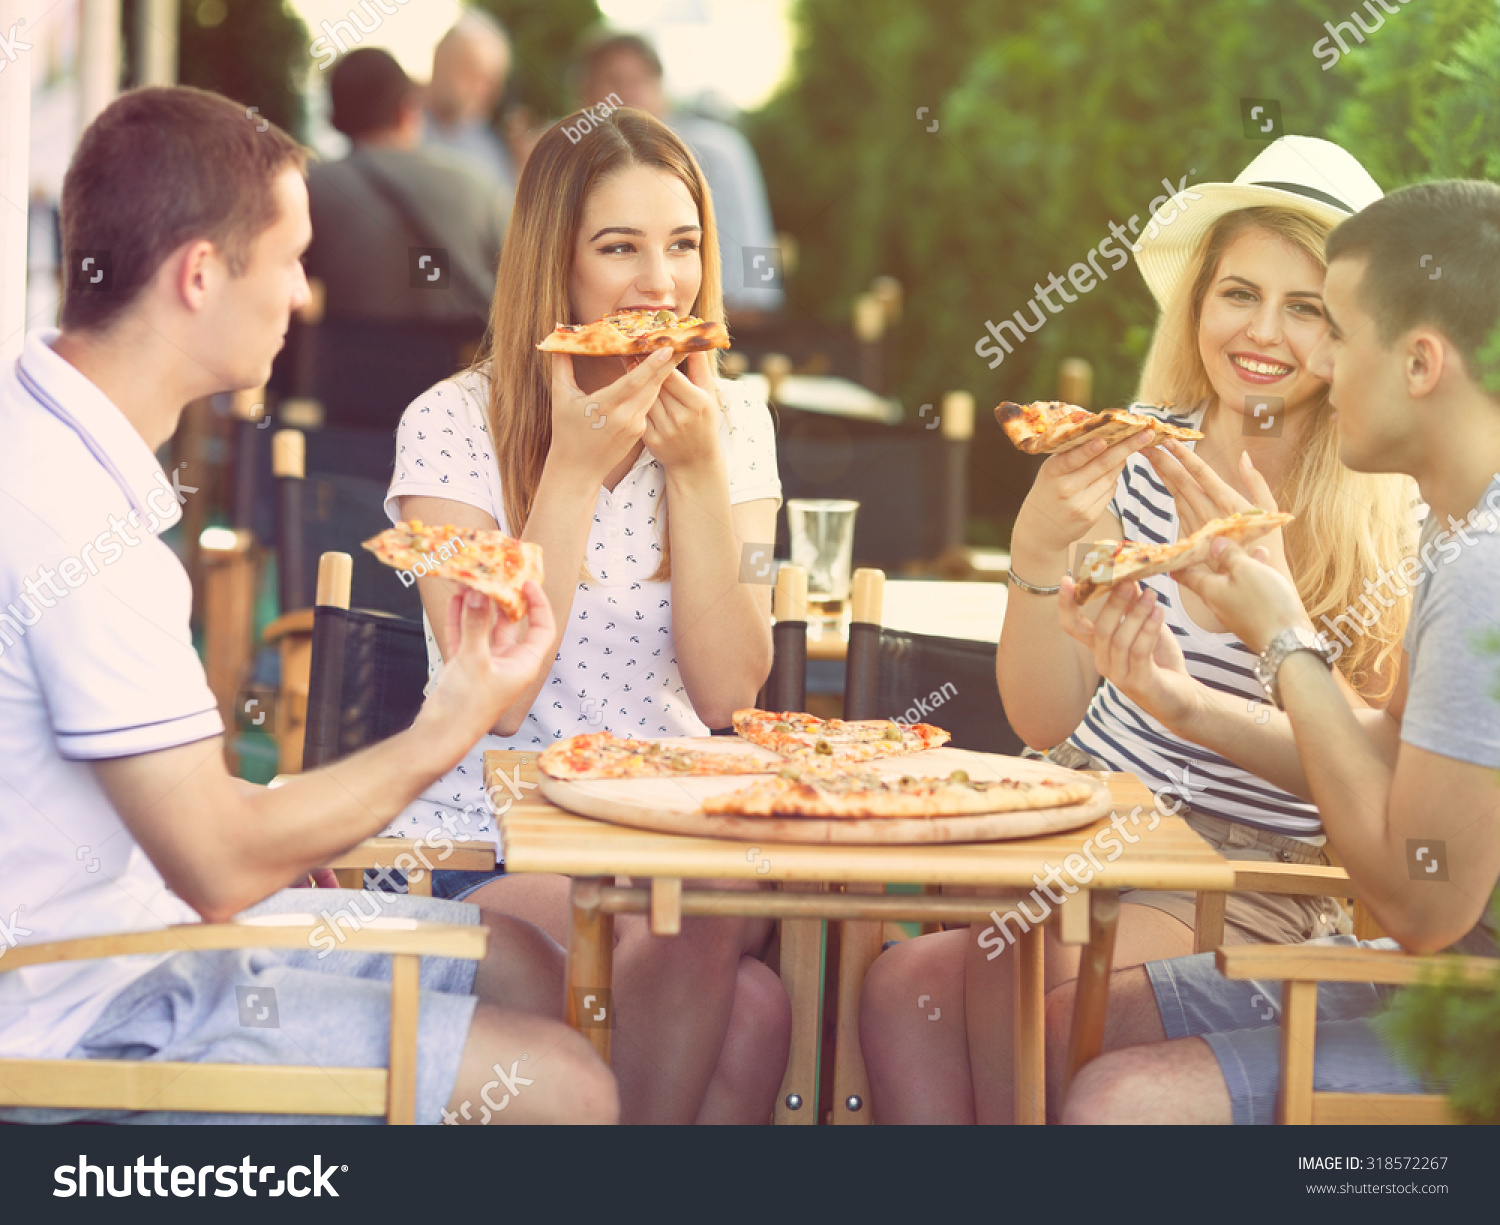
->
[1325, 180, 1500, 392]
[60, 86, 307, 332]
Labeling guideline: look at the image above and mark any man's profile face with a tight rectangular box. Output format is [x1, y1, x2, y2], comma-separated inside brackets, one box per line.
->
[1317, 256, 1412, 474]
[205, 167, 311, 391]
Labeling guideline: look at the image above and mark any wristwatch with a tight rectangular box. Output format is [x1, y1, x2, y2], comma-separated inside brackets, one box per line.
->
[1253, 627, 1335, 709]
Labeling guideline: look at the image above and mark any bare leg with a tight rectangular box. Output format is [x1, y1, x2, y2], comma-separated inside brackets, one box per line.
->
[468, 873, 782, 1124]
[1063, 1035, 1233, 1124]
[446, 1003, 619, 1124]
[445, 909, 616, 1124]
[694, 957, 793, 1124]
[1043, 964, 1171, 1114]
[860, 929, 975, 1123]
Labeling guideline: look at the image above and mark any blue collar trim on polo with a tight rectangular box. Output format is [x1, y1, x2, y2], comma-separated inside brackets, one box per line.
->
[15, 331, 176, 528]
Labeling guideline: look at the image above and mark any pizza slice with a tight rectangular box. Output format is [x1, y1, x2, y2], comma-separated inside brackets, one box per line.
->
[537, 308, 731, 357]
[363, 520, 544, 620]
[731, 709, 950, 763]
[1072, 508, 1295, 602]
[702, 766, 1098, 819]
[538, 732, 779, 780]
[996, 401, 1203, 455]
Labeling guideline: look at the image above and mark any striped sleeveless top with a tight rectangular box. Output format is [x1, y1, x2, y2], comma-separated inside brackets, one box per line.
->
[1067, 405, 1323, 837]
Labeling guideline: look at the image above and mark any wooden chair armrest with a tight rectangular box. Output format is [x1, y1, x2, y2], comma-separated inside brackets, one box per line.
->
[327, 837, 498, 874]
[1225, 861, 1353, 897]
[263, 607, 316, 644]
[1216, 943, 1497, 987]
[0, 918, 487, 973]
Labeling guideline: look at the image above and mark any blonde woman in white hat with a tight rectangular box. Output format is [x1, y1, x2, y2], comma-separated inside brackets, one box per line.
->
[860, 137, 1417, 1123]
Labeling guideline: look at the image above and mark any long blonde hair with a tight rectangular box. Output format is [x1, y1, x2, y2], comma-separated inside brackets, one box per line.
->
[1138, 206, 1415, 701]
[479, 107, 724, 581]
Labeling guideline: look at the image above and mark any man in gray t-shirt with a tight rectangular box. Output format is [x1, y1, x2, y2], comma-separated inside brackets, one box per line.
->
[1053, 180, 1500, 1124]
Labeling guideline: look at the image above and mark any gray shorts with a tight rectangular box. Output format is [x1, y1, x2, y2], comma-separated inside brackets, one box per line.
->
[0, 889, 480, 1125]
[1145, 935, 1436, 1124]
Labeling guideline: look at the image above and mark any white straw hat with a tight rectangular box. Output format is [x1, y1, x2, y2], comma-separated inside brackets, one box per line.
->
[1132, 136, 1383, 308]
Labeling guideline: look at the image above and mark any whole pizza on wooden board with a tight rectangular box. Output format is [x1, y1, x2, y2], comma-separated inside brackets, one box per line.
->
[701, 765, 1098, 819]
[1073, 508, 1295, 602]
[537, 308, 730, 356]
[996, 401, 1203, 455]
[363, 520, 543, 619]
[731, 709, 949, 762]
[538, 732, 779, 780]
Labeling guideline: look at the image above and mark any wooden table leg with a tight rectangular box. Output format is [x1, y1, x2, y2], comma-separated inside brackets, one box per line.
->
[1012, 919, 1045, 1125]
[831, 883, 884, 1124]
[774, 883, 825, 1125]
[564, 877, 615, 1065]
[1064, 889, 1120, 1094]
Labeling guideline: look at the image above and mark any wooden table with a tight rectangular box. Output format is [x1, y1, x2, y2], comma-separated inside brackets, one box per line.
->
[488, 751, 1233, 1124]
[806, 578, 1008, 660]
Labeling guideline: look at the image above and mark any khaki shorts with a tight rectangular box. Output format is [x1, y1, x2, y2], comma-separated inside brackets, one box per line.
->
[1030, 744, 1346, 946]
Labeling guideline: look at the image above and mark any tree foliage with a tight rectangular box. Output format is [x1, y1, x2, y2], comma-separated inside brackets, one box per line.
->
[174, 0, 311, 137]
[746, 0, 1499, 533]
[472, 0, 602, 119]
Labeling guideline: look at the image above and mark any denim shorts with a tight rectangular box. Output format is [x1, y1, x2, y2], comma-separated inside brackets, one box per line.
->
[1146, 935, 1436, 1124]
[0, 889, 480, 1125]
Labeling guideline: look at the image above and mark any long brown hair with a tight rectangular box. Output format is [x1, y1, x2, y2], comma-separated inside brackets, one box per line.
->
[479, 107, 724, 581]
[1137, 206, 1416, 702]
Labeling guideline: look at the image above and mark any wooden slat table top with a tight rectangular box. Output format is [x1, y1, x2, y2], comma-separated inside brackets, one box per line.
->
[487, 750, 1234, 891]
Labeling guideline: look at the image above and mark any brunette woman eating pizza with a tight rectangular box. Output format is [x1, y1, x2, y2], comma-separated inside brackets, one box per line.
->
[381, 107, 788, 1123]
[860, 137, 1418, 1123]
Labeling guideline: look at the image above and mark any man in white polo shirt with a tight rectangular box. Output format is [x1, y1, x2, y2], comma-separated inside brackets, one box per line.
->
[0, 86, 616, 1124]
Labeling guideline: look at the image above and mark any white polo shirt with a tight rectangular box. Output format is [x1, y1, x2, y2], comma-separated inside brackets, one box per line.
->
[383, 368, 781, 846]
[0, 330, 219, 1059]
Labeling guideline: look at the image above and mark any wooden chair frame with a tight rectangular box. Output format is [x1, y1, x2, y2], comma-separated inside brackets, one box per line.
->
[0, 919, 486, 1124]
[282, 551, 496, 892]
[1215, 942, 1490, 1124]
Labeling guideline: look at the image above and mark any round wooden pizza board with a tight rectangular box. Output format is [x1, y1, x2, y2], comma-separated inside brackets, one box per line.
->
[538, 742, 1113, 845]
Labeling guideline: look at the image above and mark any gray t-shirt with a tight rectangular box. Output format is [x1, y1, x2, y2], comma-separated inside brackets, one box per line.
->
[1399, 476, 1500, 954]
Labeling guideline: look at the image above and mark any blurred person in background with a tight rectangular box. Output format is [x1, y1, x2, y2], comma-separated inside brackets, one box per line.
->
[577, 32, 784, 327]
[424, 8, 521, 198]
[304, 48, 508, 430]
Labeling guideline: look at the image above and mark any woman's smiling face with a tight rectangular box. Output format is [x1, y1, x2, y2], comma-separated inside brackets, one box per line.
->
[1197, 225, 1331, 424]
[569, 162, 704, 326]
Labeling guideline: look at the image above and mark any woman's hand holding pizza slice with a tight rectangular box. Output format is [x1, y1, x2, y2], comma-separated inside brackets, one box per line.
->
[643, 348, 725, 476]
[1147, 438, 1294, 584]
[1059, 574, 1205, 734]
[1013, 428, 1158, 560]
[547, 346, 677, 485]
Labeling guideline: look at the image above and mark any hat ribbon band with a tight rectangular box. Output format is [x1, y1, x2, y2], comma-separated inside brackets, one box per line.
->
[1250, 181, 1354, 214]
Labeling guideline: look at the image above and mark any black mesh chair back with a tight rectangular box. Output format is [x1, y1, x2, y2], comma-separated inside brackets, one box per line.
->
[845, 625, 1022, 755]
[302, 606, 428, 769]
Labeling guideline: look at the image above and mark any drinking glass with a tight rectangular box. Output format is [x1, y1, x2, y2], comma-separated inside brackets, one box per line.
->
[787, 498, 859, 631]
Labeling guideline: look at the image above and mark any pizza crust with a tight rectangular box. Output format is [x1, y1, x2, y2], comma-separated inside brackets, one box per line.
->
[996, 401, 1203, 455]
[731, 709, 950, 762]
[702, 772, 1098, 818]
[1073, 510, 1295, 602]
[538, 732, 777, 780]
[363, 521, 543, 619]
[538, 309, 730, 357]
